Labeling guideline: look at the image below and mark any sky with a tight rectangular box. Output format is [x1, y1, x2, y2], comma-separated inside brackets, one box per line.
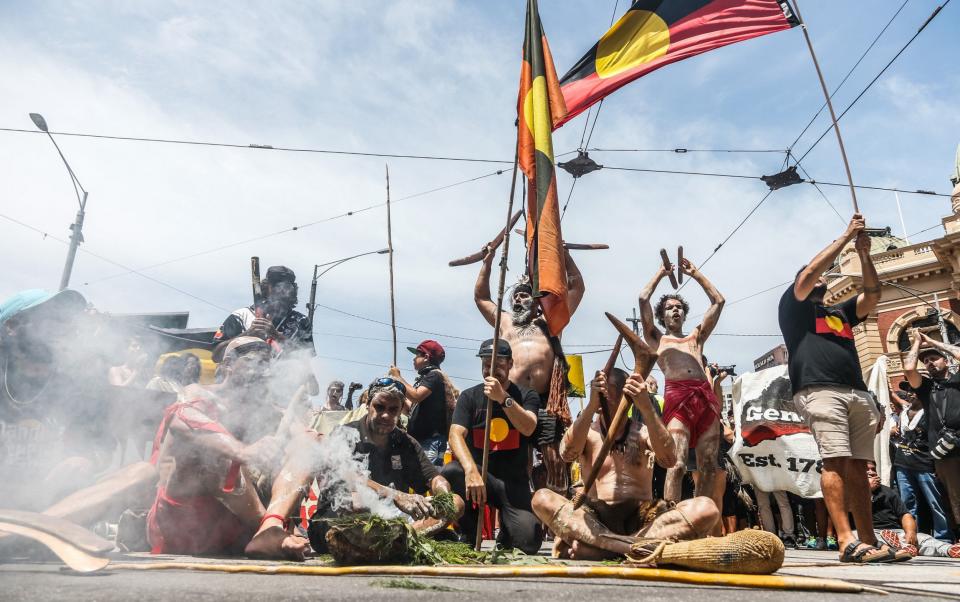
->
[1, 0, 958, 397]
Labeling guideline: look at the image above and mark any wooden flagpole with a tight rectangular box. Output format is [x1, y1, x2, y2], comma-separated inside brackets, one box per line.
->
[386, 165, 397, 366]
[792, 0, 859, 213]
[475, 146, 521, 551]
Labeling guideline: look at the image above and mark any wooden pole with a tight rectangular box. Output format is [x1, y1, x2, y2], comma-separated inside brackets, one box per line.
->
[475, 147, 521, 551]
[386, 165, 397, 366]
[792, 0, 859, 214]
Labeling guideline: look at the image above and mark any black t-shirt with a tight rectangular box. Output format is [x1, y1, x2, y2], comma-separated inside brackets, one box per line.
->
[914, 374, 960, 459]
[870, 485, 909, 530]
[778, 286, 866, 395]
[346, 419, 438, 494]
[893, 410, 935, 472]
[407, 367, 446, 441]
[214, 306, 314, 353]
[450, 382, 540, 482]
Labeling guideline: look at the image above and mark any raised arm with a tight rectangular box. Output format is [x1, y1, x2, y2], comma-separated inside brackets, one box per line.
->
[902, 329, 923, 390]
[683, 259, 724, 343]
[794, 213, 864, 301]
[638, 265, 668, 343]
[387, 366, 431, 404]
[855, 231, 880, 319]
[474, 246, 505, 328]
[919, 331, 960, 362]
[560, 371, 602, 462]
[623, 374, 675, 468]
[564, 248, 586, 316]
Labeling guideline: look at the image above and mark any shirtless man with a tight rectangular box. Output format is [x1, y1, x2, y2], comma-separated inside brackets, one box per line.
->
[147, 336, 311, 559]
[475, 245, 585, 490]
[532, 370, 719, 559]
[638, 258, 725, 503]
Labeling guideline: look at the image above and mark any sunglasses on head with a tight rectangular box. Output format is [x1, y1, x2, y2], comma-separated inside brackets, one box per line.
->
[369, 377, 406, 395]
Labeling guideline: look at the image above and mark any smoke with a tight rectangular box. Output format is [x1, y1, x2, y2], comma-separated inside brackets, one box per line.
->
[314, 425, 404, 520]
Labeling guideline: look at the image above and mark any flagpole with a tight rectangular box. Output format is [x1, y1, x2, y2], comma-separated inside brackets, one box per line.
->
[792, 0, 859, 214]
[386, 164, 398, 366]
[475, 145, 520, 552]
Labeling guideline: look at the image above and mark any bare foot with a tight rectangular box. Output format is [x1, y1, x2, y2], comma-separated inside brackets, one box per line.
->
[245, 526, 310, 561]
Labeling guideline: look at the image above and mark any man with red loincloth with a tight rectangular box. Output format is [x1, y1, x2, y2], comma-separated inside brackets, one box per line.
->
[147, 336, 310, 559]
[638, 258, 725, 505]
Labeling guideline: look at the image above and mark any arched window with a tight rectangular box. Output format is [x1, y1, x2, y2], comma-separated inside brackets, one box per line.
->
[896, 311, 960, 351]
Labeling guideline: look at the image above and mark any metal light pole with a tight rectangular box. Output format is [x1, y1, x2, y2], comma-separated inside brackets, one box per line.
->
[30, 113, 88, 291]
[306, 248, 390, 325]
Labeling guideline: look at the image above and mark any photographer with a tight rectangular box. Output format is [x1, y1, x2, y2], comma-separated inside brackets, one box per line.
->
[902, 330, 960, 535]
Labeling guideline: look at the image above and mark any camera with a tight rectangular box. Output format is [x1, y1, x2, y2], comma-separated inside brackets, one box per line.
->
[931, 429, 958, 460]
[708, 364, 736, 377]
[348, 382, 363, 391]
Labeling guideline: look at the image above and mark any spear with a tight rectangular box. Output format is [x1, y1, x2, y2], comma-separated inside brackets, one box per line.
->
[573, 314, 658, 510]
[386, 165, 397, 366]
[474, 147, 520, 551]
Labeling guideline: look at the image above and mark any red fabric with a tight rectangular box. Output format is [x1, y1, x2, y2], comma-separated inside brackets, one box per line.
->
[556, 0, 798, 128]
[150, 396, 230, 465]
[147, 486, 248, 555]
[662, 379, 720, 447]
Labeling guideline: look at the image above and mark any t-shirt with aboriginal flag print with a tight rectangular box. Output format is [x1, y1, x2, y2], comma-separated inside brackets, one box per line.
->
[451, 382, 540, 482]
[778, 286, 866, 395]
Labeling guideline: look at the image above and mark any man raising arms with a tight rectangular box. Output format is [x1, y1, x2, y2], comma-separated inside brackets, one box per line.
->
[778, 213, 899, 563]
[638, 258, 725, 504]
[532, 370, 718, 560]
[475, 245, 585, 492]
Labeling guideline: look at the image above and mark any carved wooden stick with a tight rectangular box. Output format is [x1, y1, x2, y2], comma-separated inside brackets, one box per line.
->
[660, 249, 678, 289]
[572, 313, 658, 509]
[449, 211, 523, 267]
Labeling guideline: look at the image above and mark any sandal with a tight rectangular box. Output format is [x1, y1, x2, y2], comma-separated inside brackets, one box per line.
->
[839, 539, 895, 564]
[877, 531, 916, 561]
[877, 543, 913, 562]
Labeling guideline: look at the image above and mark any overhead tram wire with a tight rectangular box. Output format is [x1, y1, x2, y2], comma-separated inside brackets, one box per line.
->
[786, 0, 911, 154]
[559, 0, 621, 223]
[0, 126, 513, 165]
[793, 0, 951, 165]
[673, 2, 948, 285]
[588, 147, 786, 154]
[81, 167, 507, 287]
[790, 152, 846, 224]
[0, 211, 230, 312]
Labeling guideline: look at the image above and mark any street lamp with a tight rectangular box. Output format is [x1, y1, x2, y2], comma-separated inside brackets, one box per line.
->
[30, 113, 89, 291]
[307, 248, 390, 324]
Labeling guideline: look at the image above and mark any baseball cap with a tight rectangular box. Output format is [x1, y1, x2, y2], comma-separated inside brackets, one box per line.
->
[918, 347, 947, 361]
[477, 338, 512, 358]
[406, 339, 445, 365]
[265, 266, 296, 284]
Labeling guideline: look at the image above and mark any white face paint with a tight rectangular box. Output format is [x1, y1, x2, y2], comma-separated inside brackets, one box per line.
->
[511, 290, 536, 326]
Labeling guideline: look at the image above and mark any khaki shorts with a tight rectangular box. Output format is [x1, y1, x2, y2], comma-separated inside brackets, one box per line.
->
[794, 385, 880, 461]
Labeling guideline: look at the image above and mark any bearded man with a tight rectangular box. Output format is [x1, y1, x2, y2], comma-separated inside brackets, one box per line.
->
[637, 258, 725, 504]
[475, 245, 584, 492]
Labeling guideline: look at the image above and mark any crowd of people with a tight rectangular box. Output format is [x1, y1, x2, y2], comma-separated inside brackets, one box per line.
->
[1, 215, 958, 566]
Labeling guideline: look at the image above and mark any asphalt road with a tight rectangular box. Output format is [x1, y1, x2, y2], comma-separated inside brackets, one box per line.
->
[0, 549, 957, 601]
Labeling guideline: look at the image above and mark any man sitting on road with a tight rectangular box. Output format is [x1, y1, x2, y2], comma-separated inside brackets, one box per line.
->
[866, 462, 958, 558]
[306, 378, 464, 552]
[532, 370, 719, 560]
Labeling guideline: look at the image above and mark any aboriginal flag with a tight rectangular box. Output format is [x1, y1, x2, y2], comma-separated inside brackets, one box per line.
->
[815, 308, 854, 339]
[556, 0, 799, 128]
[519, 0, 570, 336]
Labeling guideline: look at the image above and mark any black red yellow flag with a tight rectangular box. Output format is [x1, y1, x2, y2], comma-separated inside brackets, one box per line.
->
[518, 0, 570, 336]
[556, 0, 799, 128]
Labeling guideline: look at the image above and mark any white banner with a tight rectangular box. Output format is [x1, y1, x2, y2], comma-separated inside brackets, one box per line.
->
[729, 365, 822, 498]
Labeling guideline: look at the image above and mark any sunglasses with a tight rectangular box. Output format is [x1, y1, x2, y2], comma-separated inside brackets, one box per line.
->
[369, 377, 406, 395]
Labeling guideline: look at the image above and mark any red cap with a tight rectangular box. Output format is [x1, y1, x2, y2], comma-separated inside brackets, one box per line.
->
[407, 339, 445, 365]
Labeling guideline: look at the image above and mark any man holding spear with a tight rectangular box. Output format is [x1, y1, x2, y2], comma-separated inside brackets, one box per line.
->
[441, 339, 542, 554]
